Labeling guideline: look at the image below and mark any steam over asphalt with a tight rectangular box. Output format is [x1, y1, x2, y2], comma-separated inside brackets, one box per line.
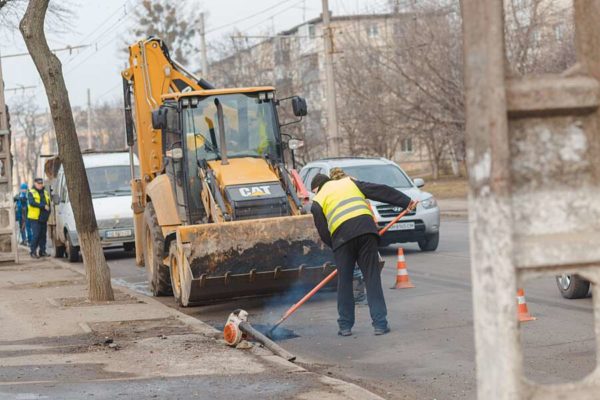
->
[105, 217, 595, 400]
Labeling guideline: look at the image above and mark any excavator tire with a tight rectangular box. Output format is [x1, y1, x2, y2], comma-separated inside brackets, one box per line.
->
[169, 242, 183, 306]
[143, 202, 172, 296]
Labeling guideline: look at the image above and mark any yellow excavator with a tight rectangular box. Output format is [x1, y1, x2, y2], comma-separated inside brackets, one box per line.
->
[121, 37, 334, 306]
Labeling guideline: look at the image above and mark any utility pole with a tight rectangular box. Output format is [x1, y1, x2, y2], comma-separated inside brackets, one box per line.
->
[86, 88, 92, 149]
[321, 0, 340, 157]
[199, 12, 209, 77]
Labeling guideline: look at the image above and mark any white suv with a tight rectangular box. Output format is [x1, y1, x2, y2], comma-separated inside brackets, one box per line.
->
[300, 157, 440, 251]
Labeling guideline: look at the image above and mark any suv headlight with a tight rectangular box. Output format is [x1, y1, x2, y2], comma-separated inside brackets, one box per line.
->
[421, 197, 437, 209]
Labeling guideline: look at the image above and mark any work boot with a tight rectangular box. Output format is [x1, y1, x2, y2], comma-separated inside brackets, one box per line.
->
[374, 326, 391, 336]
[29, 252, 39, 259]
[338, 328, 352, 337]
[39, 252, 50, 257]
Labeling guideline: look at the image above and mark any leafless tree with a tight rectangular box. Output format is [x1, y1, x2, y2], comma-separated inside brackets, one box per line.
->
[126, 0, 200, 66]
[91, 101, 126, 150]
[10, 95, 49, 182]
[504, 0, 576, 75]
[19, 0, 114, 301]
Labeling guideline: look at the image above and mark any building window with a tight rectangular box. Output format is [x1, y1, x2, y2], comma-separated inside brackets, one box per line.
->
[367, 24, 379, 38]
[308, 24, 316, 39]
[401, 138, 413, 153]
[554, 24, 564, 40]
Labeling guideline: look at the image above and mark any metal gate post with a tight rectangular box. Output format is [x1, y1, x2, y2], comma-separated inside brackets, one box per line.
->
[463, 0, 600, 399]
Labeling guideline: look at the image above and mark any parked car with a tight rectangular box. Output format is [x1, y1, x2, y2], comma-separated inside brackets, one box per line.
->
[300, 157, 440, 251]
[556, 274, 590, 299]
[49, 151, 139, 262]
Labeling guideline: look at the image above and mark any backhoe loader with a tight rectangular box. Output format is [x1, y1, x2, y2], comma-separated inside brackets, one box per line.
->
[121, 38, 334, 305]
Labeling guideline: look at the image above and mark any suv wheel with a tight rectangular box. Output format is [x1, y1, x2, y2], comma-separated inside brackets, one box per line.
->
[556, 274, 590, 299]
[418, 232, 439, 252]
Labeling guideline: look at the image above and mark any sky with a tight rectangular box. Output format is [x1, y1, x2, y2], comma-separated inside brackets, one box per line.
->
[1, 0, 383, 110]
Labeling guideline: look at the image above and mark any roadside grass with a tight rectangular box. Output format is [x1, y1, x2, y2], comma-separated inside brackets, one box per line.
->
[420, 175, 467, 199]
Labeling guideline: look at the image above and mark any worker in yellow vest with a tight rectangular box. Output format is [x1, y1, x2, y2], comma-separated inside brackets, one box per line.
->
[27, 178, 51, 259]
[311, 174, 415, 336]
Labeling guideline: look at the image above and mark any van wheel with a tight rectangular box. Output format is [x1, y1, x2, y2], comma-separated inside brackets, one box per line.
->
[556, 274, 590, 299]
[143, 202, 172, 296]
[65, 234, 80, 262]
[418, 232, 439, 252]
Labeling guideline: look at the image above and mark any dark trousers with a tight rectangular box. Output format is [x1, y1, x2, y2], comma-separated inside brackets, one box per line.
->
[29, 219, 47, 255]
[333, 234, 388, 330]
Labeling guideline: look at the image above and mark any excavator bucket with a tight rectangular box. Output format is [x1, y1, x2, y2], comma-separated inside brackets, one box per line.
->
[176, 214, 336, 305]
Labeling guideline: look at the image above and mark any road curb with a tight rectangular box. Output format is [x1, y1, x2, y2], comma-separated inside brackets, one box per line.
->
[48, 256, 385, 400]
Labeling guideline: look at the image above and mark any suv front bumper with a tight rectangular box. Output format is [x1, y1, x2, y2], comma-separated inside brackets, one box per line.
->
[375, 206, 440, 246]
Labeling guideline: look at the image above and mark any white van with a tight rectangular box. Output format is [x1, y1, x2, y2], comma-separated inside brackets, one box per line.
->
[50, 151, 138, 262]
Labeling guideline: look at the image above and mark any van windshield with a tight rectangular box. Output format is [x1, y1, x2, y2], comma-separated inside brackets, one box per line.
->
[86, 166, 138, 198]
[342, 165, 413, 188]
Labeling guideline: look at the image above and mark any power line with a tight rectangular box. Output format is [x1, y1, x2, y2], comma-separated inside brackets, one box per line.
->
[205, 0, 298, 34]
[1, 44, 91, 59]
[62, 0, 140, 69]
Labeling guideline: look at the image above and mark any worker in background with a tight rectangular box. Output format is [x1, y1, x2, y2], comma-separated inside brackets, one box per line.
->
[27, 178, 51, 258]
[310, 173, 415, 336]
[14, 183, 31, 245]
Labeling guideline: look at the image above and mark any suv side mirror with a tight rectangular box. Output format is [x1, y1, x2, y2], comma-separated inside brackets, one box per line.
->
[52, 193, 60, 205]
[151, 107, 168, 129]
[413, 178, 425, 188]
[292, 97, 307, 117]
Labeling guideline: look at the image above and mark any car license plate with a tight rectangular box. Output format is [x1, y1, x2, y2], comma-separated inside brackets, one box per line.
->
[106, 229, 132, 238]
[387, 222, 415, 231]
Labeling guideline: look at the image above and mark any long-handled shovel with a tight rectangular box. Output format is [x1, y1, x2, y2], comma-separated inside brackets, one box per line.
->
[267, 202, 417, 338]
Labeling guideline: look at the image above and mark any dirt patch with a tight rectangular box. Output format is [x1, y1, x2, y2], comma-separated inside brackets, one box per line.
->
[0, 264, 63, 272]
[0, 363, 132, 383]
[7, 278, 85, 290]
[88, 317, 196, 341]
[55, 290, 144, 307]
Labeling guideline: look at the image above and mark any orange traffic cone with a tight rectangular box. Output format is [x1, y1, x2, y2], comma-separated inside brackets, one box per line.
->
[392, 248, 414, 289]
[517, 288, 536, 322]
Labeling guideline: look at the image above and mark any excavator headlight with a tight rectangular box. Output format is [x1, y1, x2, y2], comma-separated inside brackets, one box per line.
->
[190, 97, 199, 108]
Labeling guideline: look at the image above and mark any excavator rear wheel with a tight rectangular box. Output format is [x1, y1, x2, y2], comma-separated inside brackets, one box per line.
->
[143, 202, 172, 296]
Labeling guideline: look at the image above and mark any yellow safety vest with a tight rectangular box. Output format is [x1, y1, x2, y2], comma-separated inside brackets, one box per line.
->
[313, 177, 373, 234]
[27, 188, 50, 221]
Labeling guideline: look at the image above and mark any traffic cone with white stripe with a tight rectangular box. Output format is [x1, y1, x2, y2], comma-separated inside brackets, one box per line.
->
[392, 248, 414, 289]
[517, 288, 536, 322]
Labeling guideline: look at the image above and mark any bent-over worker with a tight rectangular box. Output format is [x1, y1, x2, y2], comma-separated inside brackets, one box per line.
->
[310, 173, 415, 336]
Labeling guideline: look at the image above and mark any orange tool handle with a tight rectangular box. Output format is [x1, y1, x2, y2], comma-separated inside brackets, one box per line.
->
[378, 201, 417, 236]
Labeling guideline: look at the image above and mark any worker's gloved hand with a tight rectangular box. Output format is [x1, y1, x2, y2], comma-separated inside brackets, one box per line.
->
[44, 205, 50, 211]
[407, 200, 418, 211]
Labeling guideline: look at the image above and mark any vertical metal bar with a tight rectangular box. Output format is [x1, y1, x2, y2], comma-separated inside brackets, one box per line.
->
[461, 1, 522, 399]
[573, 0, 600, 367]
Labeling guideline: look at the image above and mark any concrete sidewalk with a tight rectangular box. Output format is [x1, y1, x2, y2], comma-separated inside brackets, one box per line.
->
[0, 251, 383, 400]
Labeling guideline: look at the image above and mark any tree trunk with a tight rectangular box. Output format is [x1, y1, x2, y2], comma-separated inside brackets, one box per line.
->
[20, 0, 114, 301]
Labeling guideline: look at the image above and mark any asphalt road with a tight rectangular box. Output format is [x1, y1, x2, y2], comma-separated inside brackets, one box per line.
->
[103, 217, 596, 400]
